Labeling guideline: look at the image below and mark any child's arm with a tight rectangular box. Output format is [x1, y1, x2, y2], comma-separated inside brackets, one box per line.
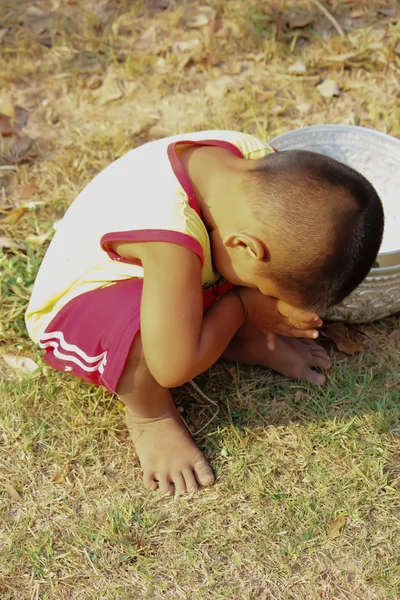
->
[140, 242, 245, 388]
[133, 242, 320, 388]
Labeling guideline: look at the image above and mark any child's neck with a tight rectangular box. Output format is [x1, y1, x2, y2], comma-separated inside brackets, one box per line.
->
[179, 146, 250, 233]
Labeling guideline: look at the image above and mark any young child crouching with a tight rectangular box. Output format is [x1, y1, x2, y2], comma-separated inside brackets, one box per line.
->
[25, 130, 384, 494]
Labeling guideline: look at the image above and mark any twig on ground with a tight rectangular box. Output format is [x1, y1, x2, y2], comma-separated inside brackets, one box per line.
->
[82, 547, 99, 576]
[188, 379, 220, 436]
[312, 0, 345, 37]
[189, 379, 219, 407]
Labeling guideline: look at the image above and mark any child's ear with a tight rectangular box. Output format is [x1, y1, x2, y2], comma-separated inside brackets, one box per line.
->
[223, 232, 265, 261]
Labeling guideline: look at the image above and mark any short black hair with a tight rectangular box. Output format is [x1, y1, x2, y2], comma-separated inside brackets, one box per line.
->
[247, 150, 384, 310]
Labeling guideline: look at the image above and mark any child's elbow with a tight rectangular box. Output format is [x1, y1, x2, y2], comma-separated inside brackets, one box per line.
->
[150, 360, 193, 389]
[154, 370, 191, 389]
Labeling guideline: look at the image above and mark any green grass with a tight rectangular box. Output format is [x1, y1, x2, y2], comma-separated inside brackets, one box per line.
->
[1, 0, 400, 598]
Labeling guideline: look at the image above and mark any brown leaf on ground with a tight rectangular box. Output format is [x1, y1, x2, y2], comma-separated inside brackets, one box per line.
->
[350, 8, 369, 19]
[19, 183, 38, 200]
[288, 15, 313, 28]
[0, 135, 36, 165]
[184, 7, 215, 29]
[0, 106, 30, 137]
[322, 323, 364, 355]
[52, 470, 68, 484]
[5, 484, 22, 502]
[25, 6, 53, 46]
[328, 514, 347, 538]
[0, 206, 28, 225]
[14, 106, 30, 130]
[147, 0, 171, 8]
[377, 8, 397, 18]
[0, 114, 18, 137]
[294, 391, 307, 403]
[389, 330, 400, 343]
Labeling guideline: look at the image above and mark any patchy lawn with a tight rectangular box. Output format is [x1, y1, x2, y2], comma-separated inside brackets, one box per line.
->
[1, 1, 400, 598]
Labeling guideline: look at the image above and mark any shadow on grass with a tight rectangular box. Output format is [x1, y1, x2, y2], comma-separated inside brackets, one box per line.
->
[174, 315, 400, 449]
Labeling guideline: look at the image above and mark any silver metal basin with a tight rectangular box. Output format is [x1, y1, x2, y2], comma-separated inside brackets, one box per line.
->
[268, 125, 400, 323]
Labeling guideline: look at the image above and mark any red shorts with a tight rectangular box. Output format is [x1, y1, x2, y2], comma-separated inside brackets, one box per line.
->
[39, 278, 233, 394]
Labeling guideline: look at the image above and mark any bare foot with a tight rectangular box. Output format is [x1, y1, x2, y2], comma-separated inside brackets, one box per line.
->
[126, 404, 214, 494]
[225, 327, 331, 386]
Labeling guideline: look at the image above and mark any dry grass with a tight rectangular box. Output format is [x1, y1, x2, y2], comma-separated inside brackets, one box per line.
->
[1, 0, 400, 598]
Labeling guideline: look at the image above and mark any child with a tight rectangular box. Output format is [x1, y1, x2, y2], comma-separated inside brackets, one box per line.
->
[25, 130, 384, 495]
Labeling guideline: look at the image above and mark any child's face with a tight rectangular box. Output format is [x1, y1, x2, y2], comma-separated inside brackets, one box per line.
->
[214, 239, 306, 309]
[210, 227, 309, 309]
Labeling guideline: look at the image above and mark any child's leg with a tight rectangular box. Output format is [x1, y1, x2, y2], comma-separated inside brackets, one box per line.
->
[117, 333, 214, 495]
[222, 322, 331, 386]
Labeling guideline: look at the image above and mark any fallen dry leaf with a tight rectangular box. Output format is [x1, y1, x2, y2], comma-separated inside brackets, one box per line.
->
[322, 323, 363, 355]
[3, 355, 40, 377]
[25, 6, 53, 47]
[52, 470, 68, 484]
[288, 60, 306, 75]
[0, 135, 36, 165]
[0, 28, 7, 44]
[0, 235, 23, 250]
[135, 25, 157, 51]
[5, 483, 22, 502]
[317, 79, 341, 98]
[297, 102, 313, 115]
[184, 7, 215, 29]
[377, 8, 397, 18]
[186, 14, 209, 28]
[147, 0, 171, 8]
[0, 206, 28, 224]
[85, 75, 102, 90]
[350, 8, 368, 19]
[94, 72, 124, 105]
[327, 514, 347, 538]
[0, 93, 15, 118]
[25, 231, 51, 248]
[294, 390, 307, 403]
[19, 183, 38, 200]
[0, 113, 17, 136]
[205, 75, 238, 99]
[288, 15, 313, 28]
[13, 106, 30, 130]
[389, 330, 400, 343]
[174, 38, 200, 53]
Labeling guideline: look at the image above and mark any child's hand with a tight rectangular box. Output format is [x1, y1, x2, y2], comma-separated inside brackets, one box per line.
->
[237, 288, 322, 342]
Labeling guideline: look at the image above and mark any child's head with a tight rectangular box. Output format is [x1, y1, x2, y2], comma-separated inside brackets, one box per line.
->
[216, 150, 384, 311]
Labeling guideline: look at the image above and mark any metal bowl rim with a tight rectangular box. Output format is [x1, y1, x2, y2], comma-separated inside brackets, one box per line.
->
[268, 123, 400, 146]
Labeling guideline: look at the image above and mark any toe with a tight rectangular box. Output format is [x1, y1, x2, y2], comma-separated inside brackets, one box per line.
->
[299, 338, 318, 347]
[193, 454, 215, 487]
[157, 475, 174, 495]
[310, 353, 331, 370]
[143, 472, 158, 491]
[304, 369, 326, 386]
[312, 346, 331, 360]
[183, 468, 199, 493]
[172, 472, 187, 495]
